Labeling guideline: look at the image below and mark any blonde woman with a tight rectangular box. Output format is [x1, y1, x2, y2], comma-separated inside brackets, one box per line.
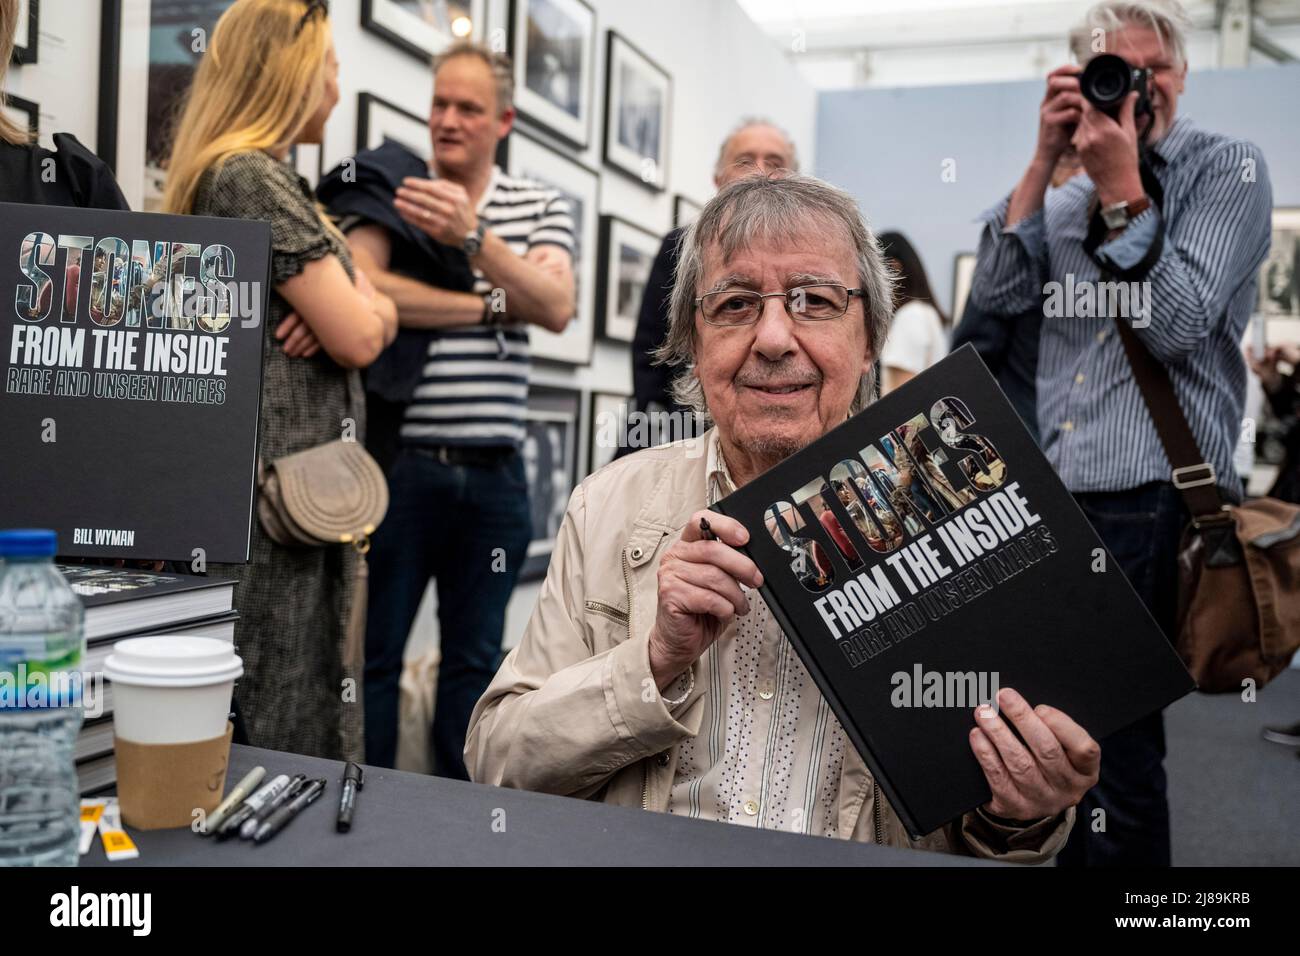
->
[0, 0, 127, 207]
[164, 0, 396, 760]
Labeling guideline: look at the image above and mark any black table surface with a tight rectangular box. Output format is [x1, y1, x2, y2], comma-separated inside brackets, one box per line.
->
[82, 744, 992, 866]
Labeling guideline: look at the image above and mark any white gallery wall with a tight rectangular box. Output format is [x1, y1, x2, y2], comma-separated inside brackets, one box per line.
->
[3, 0, 816, 656]
[1, 0, 105, 152]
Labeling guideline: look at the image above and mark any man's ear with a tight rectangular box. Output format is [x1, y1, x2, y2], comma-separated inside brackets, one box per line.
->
[497, 106, 516, 140]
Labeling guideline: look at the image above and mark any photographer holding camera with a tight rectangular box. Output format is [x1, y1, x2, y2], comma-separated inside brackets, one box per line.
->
[970, 0, 1272, 866]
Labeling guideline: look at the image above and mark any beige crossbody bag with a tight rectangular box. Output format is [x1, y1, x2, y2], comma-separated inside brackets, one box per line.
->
[257, 439, 389, 687]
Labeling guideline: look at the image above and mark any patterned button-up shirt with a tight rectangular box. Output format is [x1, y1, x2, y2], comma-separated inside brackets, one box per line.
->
[666, 431, 848, 836]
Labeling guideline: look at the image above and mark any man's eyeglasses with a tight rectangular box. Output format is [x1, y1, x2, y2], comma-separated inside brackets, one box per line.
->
[696, 284, 863, 327]
[296, 0, 329, 35]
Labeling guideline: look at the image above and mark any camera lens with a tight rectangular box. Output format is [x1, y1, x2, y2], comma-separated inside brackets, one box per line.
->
[1093, 72, 1124, 100]
[1080, 53, 1133, 111]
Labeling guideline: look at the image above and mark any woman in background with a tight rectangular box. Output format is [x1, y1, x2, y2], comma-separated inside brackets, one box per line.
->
[163, 0, 396, 760]
[0, 0, 126, 207]
[879, 231, 949, 395]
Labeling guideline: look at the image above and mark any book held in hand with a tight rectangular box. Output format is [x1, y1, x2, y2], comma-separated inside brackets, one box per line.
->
[0, 202, 269, 562]
[712, 345, 1195, 837]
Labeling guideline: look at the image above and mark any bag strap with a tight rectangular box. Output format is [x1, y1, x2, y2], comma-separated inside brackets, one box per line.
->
[1109, 316, 1226, 521]
[1084, 153, 1229, 525]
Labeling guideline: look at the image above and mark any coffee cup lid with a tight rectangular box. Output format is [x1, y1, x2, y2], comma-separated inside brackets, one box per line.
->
[103, 636, 243, 688]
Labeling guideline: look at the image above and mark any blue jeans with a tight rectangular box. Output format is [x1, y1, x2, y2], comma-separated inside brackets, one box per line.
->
[364, 446, 531, 778]
[1057, 481, 1189, 867]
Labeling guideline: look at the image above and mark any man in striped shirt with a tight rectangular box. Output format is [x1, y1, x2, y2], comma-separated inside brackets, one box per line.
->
[971, 0, 1271, 865]
[346, 42, 575, 777]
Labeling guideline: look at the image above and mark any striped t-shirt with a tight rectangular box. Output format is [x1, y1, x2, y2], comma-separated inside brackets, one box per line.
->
[401, 165, 575, 448]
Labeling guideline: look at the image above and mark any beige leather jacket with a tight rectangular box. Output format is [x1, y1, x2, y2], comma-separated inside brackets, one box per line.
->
[466, 432, 1074, 863]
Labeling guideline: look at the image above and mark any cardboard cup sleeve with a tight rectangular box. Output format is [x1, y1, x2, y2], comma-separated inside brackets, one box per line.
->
[115, 721, 235, 830]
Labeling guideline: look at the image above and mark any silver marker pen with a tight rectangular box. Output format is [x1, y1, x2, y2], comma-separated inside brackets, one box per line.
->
[203, 766, 266, 836]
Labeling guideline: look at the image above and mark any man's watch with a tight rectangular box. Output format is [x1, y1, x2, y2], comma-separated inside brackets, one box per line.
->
[462, 219, 486, 258]
[1100, 195, 1152, 231]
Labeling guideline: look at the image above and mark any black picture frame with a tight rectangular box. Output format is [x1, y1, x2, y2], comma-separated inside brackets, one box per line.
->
[602, 30, 671, 192]
[595, 213, 660, 343]
[498, 126, 600, 366]
[507, 0, 596, 151]
[96, 0, 121, 172]
[356, 91, 431, 159]
[520, 384, 582, 582]
[10, 0, 38, 65]
[361, 0, 486, 63]
[2, 92, 38, 139]
[588, 389, 631, 476]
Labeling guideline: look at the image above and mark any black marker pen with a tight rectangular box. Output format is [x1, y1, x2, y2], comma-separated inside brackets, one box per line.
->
[336, 762, 363, 833]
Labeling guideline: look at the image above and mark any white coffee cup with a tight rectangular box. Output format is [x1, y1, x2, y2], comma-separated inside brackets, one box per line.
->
[103, 636, 243, 746]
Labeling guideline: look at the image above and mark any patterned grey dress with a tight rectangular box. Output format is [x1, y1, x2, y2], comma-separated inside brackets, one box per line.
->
[194, 150, 365, 762]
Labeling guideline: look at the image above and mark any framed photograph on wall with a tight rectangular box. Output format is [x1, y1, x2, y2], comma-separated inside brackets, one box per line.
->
[602, 30, 670, 191]
[951, 252, 976, 323]
[361, 0, 486, 62]
[357, 92, 431, 159]
[101, 0, 240, 210]
[588, 390, 631, 475]
[501, 127, 599, 365]
[520, 384, 582, 582]
[11, 0, 37, 64]
[674, 194, 703, 230]
[1259, 208, 1300, 321]
[596, 214, 659, 343]
[2, 93, 38, 139]
[508, 0, 595, 149]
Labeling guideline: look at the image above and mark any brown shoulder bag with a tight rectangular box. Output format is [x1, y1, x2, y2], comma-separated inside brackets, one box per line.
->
[1112, 316, 1300, 692]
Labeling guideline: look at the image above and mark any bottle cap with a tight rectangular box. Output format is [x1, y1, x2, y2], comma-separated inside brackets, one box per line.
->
[0, 529, 57, 557]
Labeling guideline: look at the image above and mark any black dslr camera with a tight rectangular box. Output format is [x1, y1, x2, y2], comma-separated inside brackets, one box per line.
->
[1079, 53, 1153, 121]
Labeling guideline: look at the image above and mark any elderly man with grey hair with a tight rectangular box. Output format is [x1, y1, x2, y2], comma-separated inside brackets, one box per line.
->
[972, 0, 1271, 866]
[467, 174, 1101, 862]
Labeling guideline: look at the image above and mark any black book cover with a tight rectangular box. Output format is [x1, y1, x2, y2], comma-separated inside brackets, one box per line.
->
[0, 202, 269, 562]
[712, 345, 1195, 837]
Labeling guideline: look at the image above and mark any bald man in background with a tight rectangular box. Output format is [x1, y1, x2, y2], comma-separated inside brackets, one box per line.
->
[620, 120, 799, 456]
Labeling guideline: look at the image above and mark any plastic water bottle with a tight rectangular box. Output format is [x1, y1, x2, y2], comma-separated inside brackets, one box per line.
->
[0, 530, 85, 866]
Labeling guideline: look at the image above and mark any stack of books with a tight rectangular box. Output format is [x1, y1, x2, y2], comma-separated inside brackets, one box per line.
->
[61, 565, 238, 795]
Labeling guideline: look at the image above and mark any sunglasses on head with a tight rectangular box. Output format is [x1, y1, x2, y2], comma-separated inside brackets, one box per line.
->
[295, 0, 329, 35]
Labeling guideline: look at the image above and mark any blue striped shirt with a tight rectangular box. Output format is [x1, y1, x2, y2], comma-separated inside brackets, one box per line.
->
[972, 116, 1272, 496]
[401, 166, 575, 448]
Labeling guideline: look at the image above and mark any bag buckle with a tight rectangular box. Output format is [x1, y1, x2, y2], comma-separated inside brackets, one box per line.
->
[1191, 505, 1234, 530]
[1172, 463, 1216, 490]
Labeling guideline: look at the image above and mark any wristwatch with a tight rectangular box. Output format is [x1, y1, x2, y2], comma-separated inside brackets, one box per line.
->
[462, 219, 486, 258]
[1100, 195, 1152, 231]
